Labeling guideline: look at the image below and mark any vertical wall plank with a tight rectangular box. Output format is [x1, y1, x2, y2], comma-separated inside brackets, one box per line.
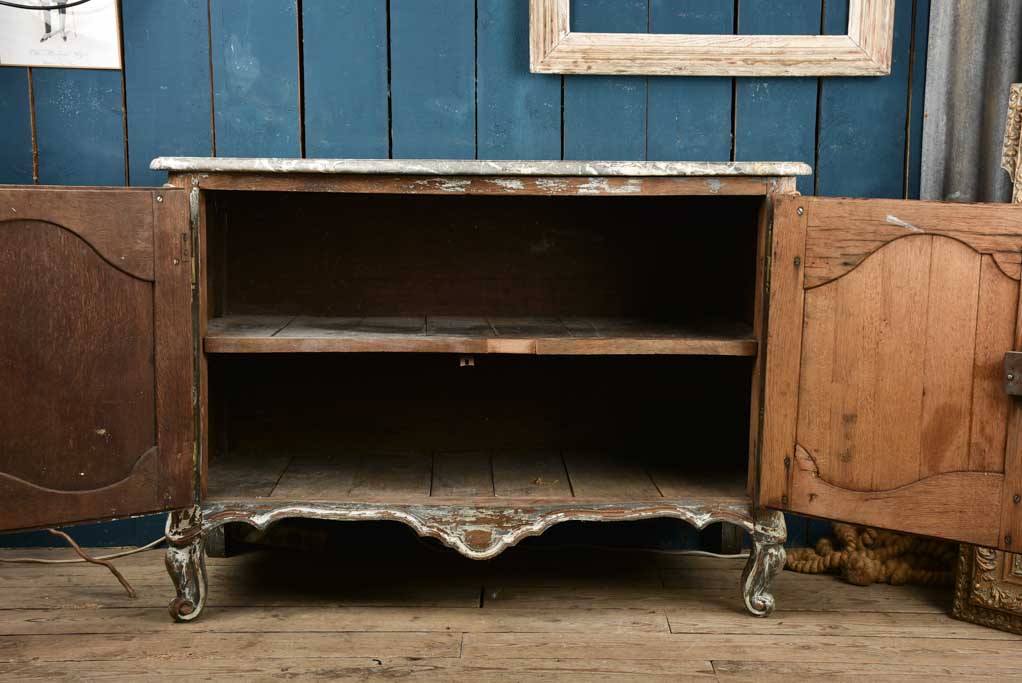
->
[123, 0, 212, 186]
[210, 0, 301, 157]
[815, 0, 913, 197]
[906, 0, 930, 199]
[0, 69, 34, 184]
[390, 0, 475, 159]
[563, 0, 647, 160]
[33, 69, 125, 186]
[303, 0, 389, 158]
[734, 0, 820, 194]
[477, 0, 560, 159]
[647, 0, 733, 161]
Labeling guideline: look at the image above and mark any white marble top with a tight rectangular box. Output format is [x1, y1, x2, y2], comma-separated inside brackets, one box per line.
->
[151, 157, 811, 177]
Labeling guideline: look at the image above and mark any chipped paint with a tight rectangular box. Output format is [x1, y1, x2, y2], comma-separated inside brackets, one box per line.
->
[197, 498, 783, 562]
[535, 178, 570, 191]
[489, 178, 526, 191]
[164, 499, 786, 622]
[886, 214, 924, 232]
[576, 178, 643, 195]
[164, 500, 786, 621]
[706, 178, 722, 194]
[151, 157, 812, 178]
[412, 178, 472, 193]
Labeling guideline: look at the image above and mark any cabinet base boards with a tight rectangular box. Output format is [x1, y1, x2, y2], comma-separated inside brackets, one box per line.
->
[164, 500, 786, 621]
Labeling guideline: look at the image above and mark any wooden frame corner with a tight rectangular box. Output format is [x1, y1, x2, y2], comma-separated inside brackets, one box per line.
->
[529, 0, 895, 77]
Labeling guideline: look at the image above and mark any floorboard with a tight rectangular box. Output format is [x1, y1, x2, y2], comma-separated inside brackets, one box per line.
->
[0, 545, 1016, 680]
[207, 449, 747, 503]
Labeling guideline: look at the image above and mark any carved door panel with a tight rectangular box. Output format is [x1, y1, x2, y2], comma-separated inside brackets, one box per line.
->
[760, 196, 1022, 550]
[0, 187, 194, 531]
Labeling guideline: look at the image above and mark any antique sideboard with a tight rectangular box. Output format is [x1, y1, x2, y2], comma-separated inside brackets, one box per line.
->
[3, 158, 1022, 622]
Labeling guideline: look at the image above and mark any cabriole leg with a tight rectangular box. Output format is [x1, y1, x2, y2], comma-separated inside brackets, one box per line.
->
[165, 506, 207, 622]
[741, 509, 786, 617]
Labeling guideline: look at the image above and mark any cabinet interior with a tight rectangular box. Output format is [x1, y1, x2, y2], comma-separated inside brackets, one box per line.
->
[202, 190, 764, 505]
[206, 354, 752, 503]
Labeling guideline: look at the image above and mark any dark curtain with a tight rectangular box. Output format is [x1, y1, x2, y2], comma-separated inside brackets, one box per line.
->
[921, 0, 1022, 202]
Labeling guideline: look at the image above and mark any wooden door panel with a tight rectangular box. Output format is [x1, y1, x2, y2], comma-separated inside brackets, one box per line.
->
[0, 187, 194, 532]
[761, 196, 1022, 549]
[0, 220, 156, 490]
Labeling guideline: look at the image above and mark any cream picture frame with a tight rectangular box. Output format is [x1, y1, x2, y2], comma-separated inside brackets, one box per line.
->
[529, 0, 895, 77]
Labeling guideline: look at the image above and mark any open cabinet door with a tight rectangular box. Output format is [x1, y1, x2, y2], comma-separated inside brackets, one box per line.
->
[760, 195, 1022, 551]
[0, 187, 194, 532]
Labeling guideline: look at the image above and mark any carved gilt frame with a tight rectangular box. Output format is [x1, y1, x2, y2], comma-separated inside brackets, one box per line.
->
[529, 0, 895, 77]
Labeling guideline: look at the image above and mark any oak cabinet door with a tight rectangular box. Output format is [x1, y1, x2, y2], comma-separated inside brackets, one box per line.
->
[0, 187, 194, 532]
[760, 196, 1022, 550]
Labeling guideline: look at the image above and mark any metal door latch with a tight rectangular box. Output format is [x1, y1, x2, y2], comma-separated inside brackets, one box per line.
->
[1005, 352, 1022, 396]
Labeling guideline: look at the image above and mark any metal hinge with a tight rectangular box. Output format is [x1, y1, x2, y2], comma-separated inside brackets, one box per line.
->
[1005, 352, 1022, 396]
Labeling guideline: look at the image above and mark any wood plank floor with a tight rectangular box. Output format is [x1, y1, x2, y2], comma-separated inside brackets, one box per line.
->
[1, 542, 1020, 681]
[207, 449, 748, 502]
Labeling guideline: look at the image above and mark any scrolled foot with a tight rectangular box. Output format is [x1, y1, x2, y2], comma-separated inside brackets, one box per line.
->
[165, 507, 207, 623]
[741, 510, 786, 617]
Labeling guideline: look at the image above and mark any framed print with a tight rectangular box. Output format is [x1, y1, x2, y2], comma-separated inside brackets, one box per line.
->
[0, 0, 122, 70]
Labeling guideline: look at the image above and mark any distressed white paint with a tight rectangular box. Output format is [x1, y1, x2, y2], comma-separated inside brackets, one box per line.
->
[152, 157, 812, 178]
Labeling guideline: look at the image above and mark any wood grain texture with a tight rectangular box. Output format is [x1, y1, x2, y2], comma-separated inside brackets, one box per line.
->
[562, 451, 662, 500]
[758, 196, 808, 507]
[0, 69, 34, 184]
[793, 237, 1001, 488]
[301, 0, 388, 158]
[389, 0, 475, 159]
[530, 0, 894, 76]
[478, 0, 561, 160]
[209, 449, 746, 506]
[646, 0, 733, 162]
[432, 452, 496, 498]
[153, 189, 197, 509]
[803, 198, 1022, 286]
[970, 257, 1017, 473]
[122, 0, 212, 186]
[204, 315, 757, 356]
[183, 172, 778, 196]
[0, 188, 193, 531]
[0, 221, 155, 491]
[918, 237, 981, 478]
[766, 196, 1022, 550]
[1000, 254, 1022, 551]
[562, 0, 647, 161]
[6, 547, 1022, 680]
[0, 449, 160, 533]
[0, 187, 154, 280]
[789, 446, 1001, 547]
[209, 0, 300, 157]
[747, 192, 778, 499]
[492, 450, 573, 498]
[32, 69, 125, 186]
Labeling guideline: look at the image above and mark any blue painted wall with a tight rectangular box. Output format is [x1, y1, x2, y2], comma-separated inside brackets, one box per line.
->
[0, 0, 929, 547]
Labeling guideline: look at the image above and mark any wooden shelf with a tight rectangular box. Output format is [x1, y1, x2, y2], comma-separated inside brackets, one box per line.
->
[204, 315, 757, 356]
[207, 449, 748, 504]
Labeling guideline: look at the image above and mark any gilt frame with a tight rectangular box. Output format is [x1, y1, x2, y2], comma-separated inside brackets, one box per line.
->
[529, 0, 895, 77]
